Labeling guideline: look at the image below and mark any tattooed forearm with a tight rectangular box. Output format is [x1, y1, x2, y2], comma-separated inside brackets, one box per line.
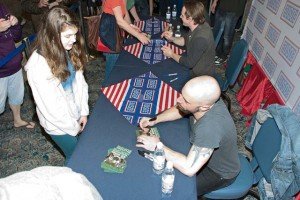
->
[190, 145, 213, 167]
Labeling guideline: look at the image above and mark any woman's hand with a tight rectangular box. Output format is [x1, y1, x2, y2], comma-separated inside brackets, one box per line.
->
[0, 18, 11, 32]
[9, 15, 18, 26]
[137, 32, 150, 45]
[130, 23, 141, 32]
[38, 0, 49, 8]
[78, 116, 88, 133]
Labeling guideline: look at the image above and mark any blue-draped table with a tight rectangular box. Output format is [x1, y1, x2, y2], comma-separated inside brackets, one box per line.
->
[67, 18, 196, 200]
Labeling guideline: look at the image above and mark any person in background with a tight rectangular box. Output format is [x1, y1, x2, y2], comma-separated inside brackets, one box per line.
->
[127, 0, 141, 22]
[135, 0, 153, 19]
[21, 0, 77, 32]
[25, 6, 89, 161]
[211, 0, 246, 65]
[137, 76, 240, 196]
[0, 3, 35, 129]
[99, 0, 150, 81]
[161, 0, 215, 77]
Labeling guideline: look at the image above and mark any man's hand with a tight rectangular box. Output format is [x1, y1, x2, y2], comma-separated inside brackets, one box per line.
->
[161, 31, 174, 42]
[161, 45, 174, 58]
[139, 117, 156, 132]
[78, 116, 88, 133]
[0, 18, 11, 32]
[136, 135, 160, 151]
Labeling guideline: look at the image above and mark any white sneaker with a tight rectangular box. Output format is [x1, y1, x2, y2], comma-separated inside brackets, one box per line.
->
[215, 57, 224, 65]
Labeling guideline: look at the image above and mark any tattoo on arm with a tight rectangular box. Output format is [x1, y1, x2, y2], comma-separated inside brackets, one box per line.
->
[191, 145, 213, 167]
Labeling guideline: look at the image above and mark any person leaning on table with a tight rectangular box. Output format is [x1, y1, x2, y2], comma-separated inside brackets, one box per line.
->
[25, 6, 89, 161]
[161, 0, 215, 78]
[99, 0, 150, 82]
[137, 76, 240, 196]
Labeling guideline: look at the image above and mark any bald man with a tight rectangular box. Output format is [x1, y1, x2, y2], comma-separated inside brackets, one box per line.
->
[137, 76, 240, 195]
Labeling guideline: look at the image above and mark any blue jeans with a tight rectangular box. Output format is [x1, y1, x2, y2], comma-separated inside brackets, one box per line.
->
[213, 8, 239, 58]
[50, 134, 78, 163]
[103, 53, 119, 81]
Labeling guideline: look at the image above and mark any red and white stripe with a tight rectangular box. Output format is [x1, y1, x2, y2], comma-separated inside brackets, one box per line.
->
[101, 79, 132, 110]
[162, 21, 169, 31]
[123, 42, 143, 58]
[166, 42, 185, 55]
[156, 82, 180, 113]
[134, 21, 145, 32]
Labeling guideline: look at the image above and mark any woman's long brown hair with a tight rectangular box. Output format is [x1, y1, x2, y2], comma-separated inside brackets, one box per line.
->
[33, 6, 87, 81]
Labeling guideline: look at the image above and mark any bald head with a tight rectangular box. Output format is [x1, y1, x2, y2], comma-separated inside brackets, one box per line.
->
[182, 76, 221, 106]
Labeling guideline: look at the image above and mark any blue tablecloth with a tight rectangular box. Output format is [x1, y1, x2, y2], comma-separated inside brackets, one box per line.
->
[67, 92, 197, 199]
[67, 18, 196, 200]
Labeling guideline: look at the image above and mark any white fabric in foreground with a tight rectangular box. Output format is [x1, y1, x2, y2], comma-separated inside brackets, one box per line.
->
[0, 166, 103, 200]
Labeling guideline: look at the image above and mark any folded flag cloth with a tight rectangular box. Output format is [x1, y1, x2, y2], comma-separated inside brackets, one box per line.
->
[123, 39, 185, 65]
[134, 17, 168, 35]
[101, 71, 180, 126]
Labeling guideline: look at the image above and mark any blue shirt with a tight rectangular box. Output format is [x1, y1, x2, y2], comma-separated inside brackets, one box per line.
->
[61, 59, 76, 91]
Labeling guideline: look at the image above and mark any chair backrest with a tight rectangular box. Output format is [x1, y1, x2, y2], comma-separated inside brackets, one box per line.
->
[223, 39, 248, 90]
[252, 117, 282, 183]
[214, 21, 225, 47]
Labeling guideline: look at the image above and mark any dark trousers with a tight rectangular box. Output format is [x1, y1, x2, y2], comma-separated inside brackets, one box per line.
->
[213, 8, 239, 58]
[135, 0, 150, 19]
[50, 134, 78, 163]
[197, 166, 236, 196]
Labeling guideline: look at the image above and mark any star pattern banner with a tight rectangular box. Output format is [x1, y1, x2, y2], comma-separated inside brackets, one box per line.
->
[101, 71, 180, 126]
[123, 39, 185, 65]
[134, 18, 169, 35]
[242, 0, 300, 115]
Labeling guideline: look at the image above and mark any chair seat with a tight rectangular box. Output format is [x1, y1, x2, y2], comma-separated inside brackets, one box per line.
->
[204, 154, 254, 199]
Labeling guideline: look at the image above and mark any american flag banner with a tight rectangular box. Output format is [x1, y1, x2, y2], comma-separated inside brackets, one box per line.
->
[134, 18, 169, 35]
[101, 71, 181, 126]
[123, 39, 185, 65]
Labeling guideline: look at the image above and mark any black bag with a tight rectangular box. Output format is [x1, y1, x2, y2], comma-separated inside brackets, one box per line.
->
[98, 12, 123, 53]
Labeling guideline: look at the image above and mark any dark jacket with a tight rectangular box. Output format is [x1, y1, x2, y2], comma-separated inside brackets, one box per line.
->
[179, 22, 216, 77]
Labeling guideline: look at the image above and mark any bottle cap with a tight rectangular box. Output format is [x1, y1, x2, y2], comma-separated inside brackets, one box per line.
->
[156, 142, 163, 149]
[166, 161, 173, 168]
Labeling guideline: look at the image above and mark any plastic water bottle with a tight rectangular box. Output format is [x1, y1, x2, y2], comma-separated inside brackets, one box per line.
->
[162, 161, 175, 196]
[153, 142, 165, 175]
[168, 24, 174, 35]
[174, 25, 181, 37]
[172, 5, 177, 19]
[166, 6, 171, 21]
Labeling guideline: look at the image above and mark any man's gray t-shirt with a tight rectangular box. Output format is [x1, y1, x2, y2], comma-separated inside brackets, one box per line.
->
[190, 99, 240, 179]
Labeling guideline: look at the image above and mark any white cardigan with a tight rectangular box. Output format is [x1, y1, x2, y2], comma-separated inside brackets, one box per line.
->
[25, 51, 89, 136]
[0, 166, 103, 200]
